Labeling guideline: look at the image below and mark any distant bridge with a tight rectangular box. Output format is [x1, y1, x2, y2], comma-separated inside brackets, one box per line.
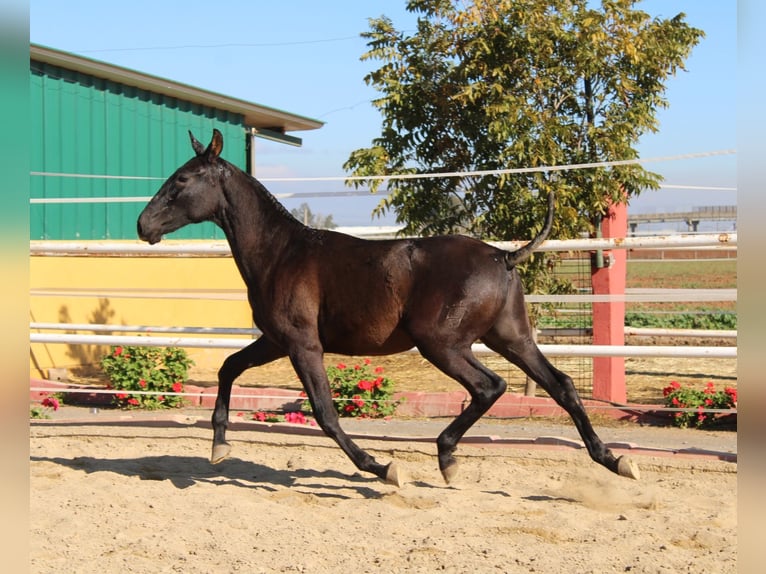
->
[628, 205, 736, 232]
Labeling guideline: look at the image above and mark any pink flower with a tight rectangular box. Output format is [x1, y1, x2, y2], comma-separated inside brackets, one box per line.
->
[41, 397, 59, 411]
[285, 412, 307, 425]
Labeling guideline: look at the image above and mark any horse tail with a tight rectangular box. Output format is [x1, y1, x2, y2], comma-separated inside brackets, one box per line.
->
[503, 190, 555, 269]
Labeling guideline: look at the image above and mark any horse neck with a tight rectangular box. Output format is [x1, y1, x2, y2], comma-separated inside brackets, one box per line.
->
[218, 168, 306, 281]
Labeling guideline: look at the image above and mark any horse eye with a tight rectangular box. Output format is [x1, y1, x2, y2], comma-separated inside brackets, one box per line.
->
[177, 175, 189, 184]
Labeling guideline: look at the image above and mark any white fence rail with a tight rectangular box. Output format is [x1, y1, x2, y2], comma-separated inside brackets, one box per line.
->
[30, 233, 737, 359]
[29, 332, 736, 359]
[29, 232, 736, 257]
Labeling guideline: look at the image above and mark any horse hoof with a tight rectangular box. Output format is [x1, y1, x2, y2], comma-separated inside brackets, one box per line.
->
[384, 462, 404, 487]
[210, 443, 231, 465]
[617, 456, 640, 480]
[441, 461, 459, 485]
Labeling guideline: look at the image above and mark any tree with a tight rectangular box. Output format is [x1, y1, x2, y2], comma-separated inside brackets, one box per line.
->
[345, 0, 703, 291]
[290, 202, 337, 229]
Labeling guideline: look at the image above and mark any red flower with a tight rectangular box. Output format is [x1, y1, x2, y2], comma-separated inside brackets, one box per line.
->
[116, 393, 128, 400]
[127, 398, 139, 406]
[363, 358, 371, 365]
[373, 377, 383, 389]
[352, 395, 365, 408]
[172, 382, 183, 393]
[357, 380, 373, 391]
[663, 381, 681, 397]
[157, 396, 165, 402]
[41, 397, 60, 411]
[374, 366, 384, 374]
[113, 346, 123, 356]
[703, 382, 716, 394]
[337, 362, 346, 369]
[138, 379, 147, 388]
[344, 404, 355, 413]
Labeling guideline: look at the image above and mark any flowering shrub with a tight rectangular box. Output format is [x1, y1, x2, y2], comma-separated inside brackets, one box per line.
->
[101, 345, 193, 410]
[662, 381, 737, 429]
[30, 393, 61, 419]
[302, 359, 402, 418]
[248, 410, 314, 425]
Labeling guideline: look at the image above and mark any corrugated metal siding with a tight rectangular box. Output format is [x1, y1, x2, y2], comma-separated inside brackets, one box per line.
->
[30, 61, 247, 240]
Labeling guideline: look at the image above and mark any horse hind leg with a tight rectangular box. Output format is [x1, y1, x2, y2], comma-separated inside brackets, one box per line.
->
[211, 336, 286, 464]
[483, 333, 639, 480]
[417, 344, 508, 484]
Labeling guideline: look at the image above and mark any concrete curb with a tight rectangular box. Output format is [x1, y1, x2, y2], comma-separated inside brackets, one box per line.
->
[29, 412, 737, 464]
[30, 378, 659, 422]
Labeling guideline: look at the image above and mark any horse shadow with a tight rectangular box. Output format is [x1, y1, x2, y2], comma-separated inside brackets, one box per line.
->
[30, 451, 388, 500]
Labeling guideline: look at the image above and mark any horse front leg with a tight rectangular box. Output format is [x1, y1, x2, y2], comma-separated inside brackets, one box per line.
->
[211, 336, 286, 464]
[290, 348, 402, 486]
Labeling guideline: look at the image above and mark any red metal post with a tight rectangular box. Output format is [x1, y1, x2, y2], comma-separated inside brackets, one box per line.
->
[590, 201, 627, 402]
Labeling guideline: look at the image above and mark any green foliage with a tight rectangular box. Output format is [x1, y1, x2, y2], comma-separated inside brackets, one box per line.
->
[303, 359, 403, 418]
[101, 345, 193, 409]
[662, 381, 736, 429]
[345, 0, 703, 292]
[625, 311, 736, 330]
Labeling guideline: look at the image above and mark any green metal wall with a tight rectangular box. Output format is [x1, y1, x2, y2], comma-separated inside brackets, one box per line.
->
[30, 61, 247, 240]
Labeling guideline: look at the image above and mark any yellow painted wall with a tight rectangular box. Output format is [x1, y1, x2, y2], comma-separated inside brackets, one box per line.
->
[30, 244, 254, 379]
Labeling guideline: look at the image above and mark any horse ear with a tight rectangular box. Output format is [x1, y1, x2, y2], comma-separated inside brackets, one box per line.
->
[189, 131, 206, 156]
[207, 129, 224, 159]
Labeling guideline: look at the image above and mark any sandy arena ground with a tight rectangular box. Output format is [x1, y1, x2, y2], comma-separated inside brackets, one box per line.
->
[30, 412, 736, 573]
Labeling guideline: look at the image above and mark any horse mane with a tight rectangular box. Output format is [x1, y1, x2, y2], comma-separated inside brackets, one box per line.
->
[224, 159, 308, 231]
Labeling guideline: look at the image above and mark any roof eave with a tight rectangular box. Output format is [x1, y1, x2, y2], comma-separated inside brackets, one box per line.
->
[30, 44, 325, 134]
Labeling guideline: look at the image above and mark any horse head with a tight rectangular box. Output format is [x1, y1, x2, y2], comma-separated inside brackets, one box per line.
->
[137, 129, 226, 244]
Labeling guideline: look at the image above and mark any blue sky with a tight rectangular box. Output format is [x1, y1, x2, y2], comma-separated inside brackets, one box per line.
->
[30, 0, 736, 227]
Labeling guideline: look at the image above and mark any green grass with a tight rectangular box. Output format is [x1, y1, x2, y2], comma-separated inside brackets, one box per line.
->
[626, 259, 736, 289]
[538, 257, 737, 330]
